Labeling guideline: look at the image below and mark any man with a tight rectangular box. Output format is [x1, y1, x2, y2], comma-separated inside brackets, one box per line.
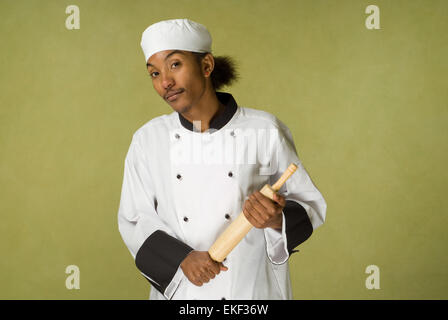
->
[117, 18, 327, 300]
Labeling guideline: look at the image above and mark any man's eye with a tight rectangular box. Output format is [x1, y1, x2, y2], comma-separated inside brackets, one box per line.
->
[172, 62, 180, 68]
[150, 71, 159, 78]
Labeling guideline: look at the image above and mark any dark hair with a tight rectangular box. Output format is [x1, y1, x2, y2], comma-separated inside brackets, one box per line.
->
[192, 52, 239, 91]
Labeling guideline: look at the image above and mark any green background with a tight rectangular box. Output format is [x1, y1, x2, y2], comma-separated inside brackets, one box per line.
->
[1, 0, 447, 299]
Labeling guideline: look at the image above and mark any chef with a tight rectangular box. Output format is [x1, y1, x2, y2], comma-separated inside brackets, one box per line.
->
[117, 18, 327, 300]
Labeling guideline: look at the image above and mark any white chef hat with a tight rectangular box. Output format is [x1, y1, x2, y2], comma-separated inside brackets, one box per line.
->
[140, 18, 212, 63]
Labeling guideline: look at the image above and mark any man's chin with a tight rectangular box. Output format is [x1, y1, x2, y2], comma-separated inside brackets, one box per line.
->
[169, 101, 191, 114]
[162, 93, 191, 113]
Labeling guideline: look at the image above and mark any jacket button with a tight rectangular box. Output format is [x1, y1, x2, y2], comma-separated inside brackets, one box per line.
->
[230, 130, 235, 137]
[228, 171, 233, 177]
[183, 217, 189, 222]
[176, 174, 182, 180]
[225, 214, 231, 220]
[221, 297, 226, 300]
[174, 133, 180, 139]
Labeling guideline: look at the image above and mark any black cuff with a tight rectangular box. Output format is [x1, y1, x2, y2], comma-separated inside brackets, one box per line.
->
[284, 200, 313, 254]
[135, 230, 194, 294]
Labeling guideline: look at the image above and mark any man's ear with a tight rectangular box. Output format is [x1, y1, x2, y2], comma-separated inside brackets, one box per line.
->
[202, 53, 215, 77]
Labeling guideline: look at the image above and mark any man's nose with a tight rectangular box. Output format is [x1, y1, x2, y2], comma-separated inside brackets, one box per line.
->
[161, 73, 175, 90]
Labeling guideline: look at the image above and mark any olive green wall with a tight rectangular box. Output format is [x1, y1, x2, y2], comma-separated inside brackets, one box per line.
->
[0, 0, 447, 299]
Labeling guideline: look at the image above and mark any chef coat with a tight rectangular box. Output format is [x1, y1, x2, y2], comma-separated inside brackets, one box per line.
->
[117, 92, 327, 300]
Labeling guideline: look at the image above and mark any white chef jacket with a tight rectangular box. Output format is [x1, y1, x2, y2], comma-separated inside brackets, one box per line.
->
[117, 92, 326, 300]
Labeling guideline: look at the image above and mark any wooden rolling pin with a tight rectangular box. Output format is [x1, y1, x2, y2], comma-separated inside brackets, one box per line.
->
[208, 163, 298, 262]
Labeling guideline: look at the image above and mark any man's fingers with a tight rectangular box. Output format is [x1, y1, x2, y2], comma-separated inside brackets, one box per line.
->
[200, 266, 212, 279]
[189, 273, 203, 286]
[243, 200, 264, 228]
[207, 269, 215, 279]
[183, 251, 229, 287]
[211, 261, 221, 275]
[201, 273, 210, 284]
[254, 191, 283, 215]
[206, 254, 221, 275]
[252, 191, 275, 211]
[194, 279, 203, 286]
[273, 192, 286, 207]
[249, 194, 273, 220]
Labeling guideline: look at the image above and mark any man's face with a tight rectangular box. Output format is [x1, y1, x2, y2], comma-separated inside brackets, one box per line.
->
[146, 50, 206, 114]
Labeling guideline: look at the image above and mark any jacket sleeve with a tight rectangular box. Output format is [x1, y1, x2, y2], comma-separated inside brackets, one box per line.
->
[117, 135, 193, 299]
[264, 121, 327, 264]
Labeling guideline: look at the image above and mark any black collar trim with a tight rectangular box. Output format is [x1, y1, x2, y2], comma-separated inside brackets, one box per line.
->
[178, 92, 238, 132]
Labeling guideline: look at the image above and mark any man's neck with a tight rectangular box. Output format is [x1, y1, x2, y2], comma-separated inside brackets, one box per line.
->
[180, 90, 224, 133]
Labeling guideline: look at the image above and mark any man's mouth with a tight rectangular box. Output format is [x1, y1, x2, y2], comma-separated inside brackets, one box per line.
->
[166, 89, 184, 101]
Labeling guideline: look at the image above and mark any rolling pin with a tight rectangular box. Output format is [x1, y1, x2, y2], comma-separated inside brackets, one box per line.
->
[208, 163, 298, 262]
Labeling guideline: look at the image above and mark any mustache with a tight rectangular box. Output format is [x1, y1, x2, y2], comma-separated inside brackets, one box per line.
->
[165, 89, 184, 99]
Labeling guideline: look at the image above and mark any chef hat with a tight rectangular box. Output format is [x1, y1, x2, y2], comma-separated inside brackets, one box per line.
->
[140, 18, 212, 63]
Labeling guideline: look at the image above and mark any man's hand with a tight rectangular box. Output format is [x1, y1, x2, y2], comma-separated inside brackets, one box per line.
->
[242, 191, 286, 230]
[180, 251, 228, 286]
